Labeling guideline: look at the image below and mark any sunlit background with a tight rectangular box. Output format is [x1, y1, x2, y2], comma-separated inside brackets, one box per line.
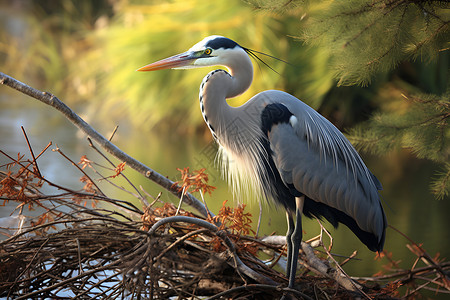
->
[1, 0, 448, 292]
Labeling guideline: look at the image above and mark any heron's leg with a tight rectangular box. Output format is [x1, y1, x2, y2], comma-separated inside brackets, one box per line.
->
[285, 211, 295, 279]
[288, 196, 305, 289]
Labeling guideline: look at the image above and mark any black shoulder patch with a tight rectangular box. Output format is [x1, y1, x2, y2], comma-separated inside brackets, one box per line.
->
[261, 103, 293, 134]
[205, 37, 240, 50]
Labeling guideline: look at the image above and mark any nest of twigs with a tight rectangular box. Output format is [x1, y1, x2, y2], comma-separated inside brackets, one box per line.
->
[2, 199, 449, 299]
[0, 203, 360, 299]
[1, 142, 449, 299]
[0, 201, 322, 299]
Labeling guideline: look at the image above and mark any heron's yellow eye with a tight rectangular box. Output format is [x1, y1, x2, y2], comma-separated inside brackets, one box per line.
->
[204, 48, 212, 55]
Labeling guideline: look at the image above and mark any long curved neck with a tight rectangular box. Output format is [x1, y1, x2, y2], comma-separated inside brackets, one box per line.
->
[199, 52, 253, 140]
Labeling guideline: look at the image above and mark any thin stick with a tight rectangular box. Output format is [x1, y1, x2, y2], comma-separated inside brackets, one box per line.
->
[87, 137, 148, 205]
[256, 200, 262, 237]
[198, 190, 214, 221]
[153, 228, 208, 261]
[208, 284, 314, 300]
[20, 126, 42, 178]
[53, 146, 105, 196]
[340, 250, 358, 267]
[108, 125, 119, 142]
[148, 215, 276, 285]
[389, 224, 450, 289]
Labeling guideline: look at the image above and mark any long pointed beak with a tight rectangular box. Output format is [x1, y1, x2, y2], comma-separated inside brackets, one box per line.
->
[137, 51, 196, 72]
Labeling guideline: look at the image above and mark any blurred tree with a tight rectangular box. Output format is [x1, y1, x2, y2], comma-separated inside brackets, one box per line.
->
[348, 87, 449, 199]
[1, 0, 447, 197]
[302, 0, 448, 86]
[0, 0, 113, 94]
[72, 0, 293, 133]
[251, 0, 449, 198]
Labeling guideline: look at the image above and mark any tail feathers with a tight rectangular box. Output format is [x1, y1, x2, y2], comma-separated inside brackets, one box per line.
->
[303, 197, 386, 252]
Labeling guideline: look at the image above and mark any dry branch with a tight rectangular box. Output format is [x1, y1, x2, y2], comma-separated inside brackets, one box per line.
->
[148, 215, 276, 285]
[0, 72, 209, 218]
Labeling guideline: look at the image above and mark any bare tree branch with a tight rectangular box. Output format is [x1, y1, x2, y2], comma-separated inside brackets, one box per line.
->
[148, 215, 277, 285]
[0, 72, 210, 218]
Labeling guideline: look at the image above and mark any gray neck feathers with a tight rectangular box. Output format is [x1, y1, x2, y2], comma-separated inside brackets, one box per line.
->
[198, 51, 253, 141]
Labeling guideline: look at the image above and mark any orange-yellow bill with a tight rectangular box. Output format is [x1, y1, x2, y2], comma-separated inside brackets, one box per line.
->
[137, 52, 195, 72]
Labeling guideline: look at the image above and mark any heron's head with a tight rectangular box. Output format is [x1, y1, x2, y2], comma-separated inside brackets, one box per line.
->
[137, 35, 248, 72]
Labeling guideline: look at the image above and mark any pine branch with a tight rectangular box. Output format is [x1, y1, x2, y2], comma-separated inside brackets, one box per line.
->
[300, 0, 449, 85]
[347, 89, 450, 198]
[430, 163, 450, 200]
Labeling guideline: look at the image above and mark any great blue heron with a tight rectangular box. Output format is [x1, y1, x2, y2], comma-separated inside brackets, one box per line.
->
[138, 35, 387, 288]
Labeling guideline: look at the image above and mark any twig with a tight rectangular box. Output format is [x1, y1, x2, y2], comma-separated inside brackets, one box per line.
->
[207, 284, 314, 300]
[148, 215, 276, 285]
[389, 224, 450, 289]
[20, 126, 42, 178]
[256, 200, 262, 236]
[301, 241, 364, 295]
[72, 270, 122, 299]
[353, 261, 450, 282]
[314, 219, 368, 297]
[0, 148, 78, 197]
[0, 72, 209, 218]
[14, 260, 122, 300]
[153, 228, 209, 261]
[8, 237, 50, 297]
[108, 125, 119, 142]
[175, 186, 186, 215]
[53, 145, 105, 196]
[340, 250, 358, 267]
[261, 233, 367, 295]
[198, 190, 214, 221]
[76, 238, 82, 274]
[87, 137, 149, 206]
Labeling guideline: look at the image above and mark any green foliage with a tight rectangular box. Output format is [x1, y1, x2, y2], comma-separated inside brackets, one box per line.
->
[1, 0, 337, 130]
[0, 13, 63, 91]
[72, 0, 295, 132]
[2, 0, 448, 199]
[253, 0, 449, 199]
[348, 87, 450, 199]
[245, 0, 307, 12]
[66, 0, 341, 132]
[0, 1, 111, 95]
[301, 0, 449, 86]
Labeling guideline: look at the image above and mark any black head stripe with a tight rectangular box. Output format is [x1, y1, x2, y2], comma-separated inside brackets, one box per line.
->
[205, 37, 240, 50]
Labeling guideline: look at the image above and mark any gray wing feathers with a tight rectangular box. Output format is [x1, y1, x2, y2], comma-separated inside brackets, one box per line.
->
[262, 92, 385, 239]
